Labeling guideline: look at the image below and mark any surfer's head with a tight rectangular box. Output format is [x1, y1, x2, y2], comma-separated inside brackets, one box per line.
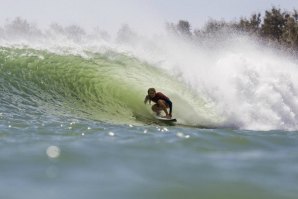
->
[147, 88, 156, 98]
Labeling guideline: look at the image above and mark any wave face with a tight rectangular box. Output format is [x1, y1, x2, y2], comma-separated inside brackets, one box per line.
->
[1, 22, 298, 130]
[0, 47, 218, 126]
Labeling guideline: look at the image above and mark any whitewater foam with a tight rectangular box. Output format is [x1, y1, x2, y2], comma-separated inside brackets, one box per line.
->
[115, 33, 298, 130]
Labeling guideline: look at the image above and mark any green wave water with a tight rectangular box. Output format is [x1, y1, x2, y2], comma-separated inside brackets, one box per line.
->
[0, 47, 219, 126]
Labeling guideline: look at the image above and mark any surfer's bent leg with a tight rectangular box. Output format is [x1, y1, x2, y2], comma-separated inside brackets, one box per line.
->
[157, 100, 170, 118]
[152, 104, 162, 116]
[165, 99, 172, 117]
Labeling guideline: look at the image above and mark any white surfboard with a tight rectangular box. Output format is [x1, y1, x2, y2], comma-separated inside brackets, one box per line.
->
[155, 116, 177, 122]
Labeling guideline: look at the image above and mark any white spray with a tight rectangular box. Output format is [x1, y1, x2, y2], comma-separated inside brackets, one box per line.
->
[118, 32, 298, 131]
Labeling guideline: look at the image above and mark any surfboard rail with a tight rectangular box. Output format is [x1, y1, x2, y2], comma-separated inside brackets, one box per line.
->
[154, 116, 177, 122]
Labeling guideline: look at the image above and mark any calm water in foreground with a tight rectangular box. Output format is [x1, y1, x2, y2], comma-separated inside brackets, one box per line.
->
[0, 114, 297, 199]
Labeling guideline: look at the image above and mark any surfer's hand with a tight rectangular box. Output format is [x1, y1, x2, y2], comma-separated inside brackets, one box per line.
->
[144, 95, 149, 104]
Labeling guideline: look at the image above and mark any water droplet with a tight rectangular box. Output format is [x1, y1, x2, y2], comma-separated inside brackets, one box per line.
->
[46, 146, 60, 159]
[176, 132, 184, 138]
[108, 132, 115, 136]
[176, 132, 190, 139]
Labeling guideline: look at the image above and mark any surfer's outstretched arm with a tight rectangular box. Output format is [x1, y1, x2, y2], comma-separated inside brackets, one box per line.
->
[144, 95, 150, 104]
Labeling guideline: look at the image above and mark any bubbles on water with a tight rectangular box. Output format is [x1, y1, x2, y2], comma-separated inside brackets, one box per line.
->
[157, 127, 169, 133]
[176, 132, 190, 139]
[87, 127, 91, 130]
[143, 129, 148, 134]
[108, 132, 115, 136]
[46, 146, 61, 159]
[176, 132, 183, 137]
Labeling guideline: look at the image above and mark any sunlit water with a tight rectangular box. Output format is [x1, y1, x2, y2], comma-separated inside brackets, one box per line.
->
[1, 113, 297, 199]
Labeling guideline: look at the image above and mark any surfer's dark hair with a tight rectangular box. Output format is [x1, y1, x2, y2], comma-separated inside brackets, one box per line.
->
[147, 88, 156, 94]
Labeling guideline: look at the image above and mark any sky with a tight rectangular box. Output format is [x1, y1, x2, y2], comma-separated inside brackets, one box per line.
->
[0, 0, 298, 34]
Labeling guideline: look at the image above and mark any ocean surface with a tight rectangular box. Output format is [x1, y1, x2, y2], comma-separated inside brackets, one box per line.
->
[1, 25, 298, 199]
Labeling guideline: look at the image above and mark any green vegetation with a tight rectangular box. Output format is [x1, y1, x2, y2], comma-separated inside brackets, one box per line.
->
[168, 7, 298, 51]
[1, 7, 298, 52]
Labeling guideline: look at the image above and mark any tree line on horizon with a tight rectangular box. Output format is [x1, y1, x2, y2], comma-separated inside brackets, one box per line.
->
[167, 7, 298, 51]
[1, 7, 298, 53]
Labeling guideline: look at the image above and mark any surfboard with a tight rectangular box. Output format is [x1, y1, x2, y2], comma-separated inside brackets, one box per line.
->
[155, 116, 177, 122]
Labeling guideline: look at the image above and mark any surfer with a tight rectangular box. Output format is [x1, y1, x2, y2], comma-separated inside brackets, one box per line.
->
[144, 88, 172, 119]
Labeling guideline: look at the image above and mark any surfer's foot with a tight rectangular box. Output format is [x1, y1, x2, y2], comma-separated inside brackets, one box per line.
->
[164, 114, 171, 119]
